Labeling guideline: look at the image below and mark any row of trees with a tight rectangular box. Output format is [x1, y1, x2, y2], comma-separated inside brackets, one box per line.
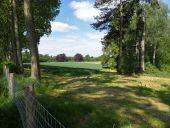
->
[0, 0, 60, 80]
[93, 0, 170, 74]
[55, 53, 101, 62]
[22, 52, 101, 62]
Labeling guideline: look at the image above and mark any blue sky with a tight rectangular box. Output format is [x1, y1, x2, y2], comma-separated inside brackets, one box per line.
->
[39, 0, 170, 57]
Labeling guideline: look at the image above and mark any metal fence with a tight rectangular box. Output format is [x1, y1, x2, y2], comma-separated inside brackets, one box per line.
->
[6, 70, 66, 128]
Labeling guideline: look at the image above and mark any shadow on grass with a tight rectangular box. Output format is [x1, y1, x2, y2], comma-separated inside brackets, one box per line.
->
[24, 64, 170, 128]
[37, 84, 170, 128]
[24, 64, 118, 77]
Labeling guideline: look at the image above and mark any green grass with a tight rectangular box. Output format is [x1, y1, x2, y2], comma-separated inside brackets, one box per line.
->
[40, 61, 102, 70]
[0, 76, 21, 128]
[1, 62, 170, 128]
[34, 62, 170, 128]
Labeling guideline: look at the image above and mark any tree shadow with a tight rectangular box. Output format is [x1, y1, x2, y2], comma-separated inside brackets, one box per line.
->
[24, 64, 170, 128]
[37, 84, 170, 128]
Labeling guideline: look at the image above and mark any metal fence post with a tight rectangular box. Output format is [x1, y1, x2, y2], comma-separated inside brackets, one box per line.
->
[9, 73, 16, 98]
[24, 84, 35, 128]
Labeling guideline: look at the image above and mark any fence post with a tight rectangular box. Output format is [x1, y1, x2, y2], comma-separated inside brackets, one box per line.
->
[8, 73, 16, 98]
[4, 65, 10, 81]
[24, 84, 35, 128]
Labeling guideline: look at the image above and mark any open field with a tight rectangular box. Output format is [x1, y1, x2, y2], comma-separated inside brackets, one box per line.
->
[1, 62, 170, 128]
[40, 62, 102, 70]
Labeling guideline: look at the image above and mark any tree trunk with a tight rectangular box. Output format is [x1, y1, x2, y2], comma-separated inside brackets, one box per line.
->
[117, 0, 123, 73]
[24, 0, 40, 80]
[12, 0, 23, 72]
[152, 44, 156, 65]
[139, 16, 145, 72]
[9, 0, 18, 66]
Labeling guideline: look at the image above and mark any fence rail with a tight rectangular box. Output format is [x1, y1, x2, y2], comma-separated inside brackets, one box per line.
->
[5, 67, 65, 128]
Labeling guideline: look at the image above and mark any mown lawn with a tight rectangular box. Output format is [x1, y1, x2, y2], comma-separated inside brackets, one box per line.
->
[40, 61, 102, 70]
[35, 62, 170, 128]
[1, 62, 170, 128]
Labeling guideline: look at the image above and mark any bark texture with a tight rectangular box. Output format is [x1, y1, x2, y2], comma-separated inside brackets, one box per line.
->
[117, 0, 123, 73]
[24, 0, 40, 80]
[12, 0, 23, 71]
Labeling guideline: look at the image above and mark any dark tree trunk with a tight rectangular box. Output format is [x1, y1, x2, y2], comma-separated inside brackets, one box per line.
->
[24, 0, 40, 80]
[117, 0, 123, 73]
[9, 0, 18, 65]
[12, 0, 23, 72]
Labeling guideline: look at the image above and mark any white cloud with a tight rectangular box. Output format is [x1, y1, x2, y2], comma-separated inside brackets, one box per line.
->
[39, 32, 105, 57]
[51, 22, 78, 32]
[70, 1, 100, 22]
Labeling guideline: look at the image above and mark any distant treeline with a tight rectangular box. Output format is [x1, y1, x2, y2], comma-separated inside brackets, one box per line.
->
[22, 52, 101, 63]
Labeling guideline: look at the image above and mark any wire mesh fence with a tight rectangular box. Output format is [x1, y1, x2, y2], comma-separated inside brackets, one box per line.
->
[14, 82, 65, 128]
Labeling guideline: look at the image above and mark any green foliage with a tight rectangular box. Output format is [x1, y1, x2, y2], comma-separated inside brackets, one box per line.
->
[39, 54, 55, 62]
[0, 98, 21, 128]
[0, 63, 3, 75]
[0, 77, 8, 97]
[145, 63, 170, 77]
[160, 65, 170, 73]
[145, 62, 159, 73]
[74, 53, 84, 62]
[94, 0, 170, 74]
[2, 60, 22, 73]
[101, 42, 118, 69]
[22, 51, 31, 63]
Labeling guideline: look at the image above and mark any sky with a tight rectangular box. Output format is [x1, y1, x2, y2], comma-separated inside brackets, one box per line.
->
[38, 0, 170, 57]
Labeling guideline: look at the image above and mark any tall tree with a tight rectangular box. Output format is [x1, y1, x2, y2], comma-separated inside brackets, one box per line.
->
[118, 0, 123, 73]
[24, 0, 40, 80]
[12, 0, 23, 72]
[9, 0, 18, 65]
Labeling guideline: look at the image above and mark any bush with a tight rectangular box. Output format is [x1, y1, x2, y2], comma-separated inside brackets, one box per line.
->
[2, 61, 22, 74]
[56, 54, 67, 62]
[74, 53, 83, 62]
[39, 54, 55, 62]
[145, 62, 160, 74]
[160, 64, 170, 72]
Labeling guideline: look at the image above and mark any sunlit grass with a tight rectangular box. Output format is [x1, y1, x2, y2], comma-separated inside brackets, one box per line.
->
[1, 62, 170, 128]
[34, 62, 170, 128]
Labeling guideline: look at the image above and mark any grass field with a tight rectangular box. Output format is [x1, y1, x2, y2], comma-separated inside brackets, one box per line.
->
[1, 62, 170, 128]
[40, 62, 102, 70]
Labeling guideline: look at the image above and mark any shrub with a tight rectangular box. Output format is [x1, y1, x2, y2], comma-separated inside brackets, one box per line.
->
[56, 54, 67, 62]
[74, 53, 83, 62]
[2, 61, 21, 74]
[160, 64, 170, 72]
[145, 62, 160, 74]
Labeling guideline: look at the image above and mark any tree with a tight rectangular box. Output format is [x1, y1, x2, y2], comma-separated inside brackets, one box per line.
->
[24, 0, 40, 80]
[84, 55, 91, 61]
[74, 54, 84, 62]
[12, 0, 23, 72]
[0, 1, 10, 61]
[56, 54, 67, 62]
[0, 0, 61, 77]
[145, 2, 169, 67]
[23, 0, 60, 80]
[93, 0, 163, 74]
[93, 0, 137, 73]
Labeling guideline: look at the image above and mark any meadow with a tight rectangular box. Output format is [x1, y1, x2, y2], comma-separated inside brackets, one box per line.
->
[1, 62, 170, 128]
